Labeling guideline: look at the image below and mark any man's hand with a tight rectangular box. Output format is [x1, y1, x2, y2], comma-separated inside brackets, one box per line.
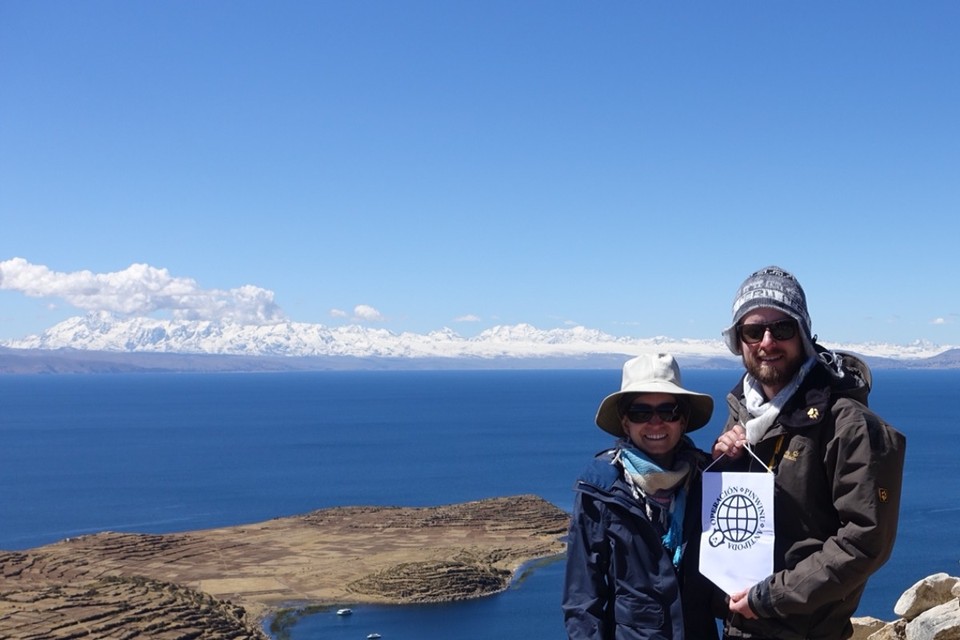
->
[713, 424, 747, 459]
[729, 588, 758, 619]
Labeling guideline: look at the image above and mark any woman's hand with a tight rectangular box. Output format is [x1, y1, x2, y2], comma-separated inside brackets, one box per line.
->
[712, 424, 747, 459]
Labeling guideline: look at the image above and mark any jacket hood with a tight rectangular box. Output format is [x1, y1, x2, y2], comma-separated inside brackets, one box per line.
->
[816, 346, 872, 406]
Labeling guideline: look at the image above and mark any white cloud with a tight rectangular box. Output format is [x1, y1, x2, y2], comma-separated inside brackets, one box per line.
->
[455, 314, 481, 322]
[0, 257, 286, 325]
[329, 308, 348, 318]
[932, 317, 949, 325]
[353, 304, 384, 322]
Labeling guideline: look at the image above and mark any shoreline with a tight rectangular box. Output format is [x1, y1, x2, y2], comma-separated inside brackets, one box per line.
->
[0, 495, 569, 639]
[264, 552, 568, 638]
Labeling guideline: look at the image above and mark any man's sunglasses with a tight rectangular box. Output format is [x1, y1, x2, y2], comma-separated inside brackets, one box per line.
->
[737, 319, 799, 344]
[624, 403, 683, 424]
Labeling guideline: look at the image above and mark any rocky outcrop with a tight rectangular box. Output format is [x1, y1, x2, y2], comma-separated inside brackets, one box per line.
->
[0, 569, 264, 639]
[0, 495, 569, 639]
[347, 560, 511, 602]
[852, 573, 960, 640]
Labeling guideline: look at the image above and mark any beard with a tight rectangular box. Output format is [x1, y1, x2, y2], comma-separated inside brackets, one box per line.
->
[744, 348, 805, 392]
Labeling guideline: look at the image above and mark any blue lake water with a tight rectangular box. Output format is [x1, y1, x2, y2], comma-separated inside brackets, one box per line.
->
[1, 368, 957, 638]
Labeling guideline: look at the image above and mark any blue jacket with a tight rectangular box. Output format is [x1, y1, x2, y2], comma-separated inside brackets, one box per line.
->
[562, 441, 720, 640]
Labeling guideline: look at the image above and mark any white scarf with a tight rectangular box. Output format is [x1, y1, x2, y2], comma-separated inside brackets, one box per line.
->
[742, 357, 816, 445]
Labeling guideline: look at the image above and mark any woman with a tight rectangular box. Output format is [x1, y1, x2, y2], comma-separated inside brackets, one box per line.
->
[563, 353, 720, 640]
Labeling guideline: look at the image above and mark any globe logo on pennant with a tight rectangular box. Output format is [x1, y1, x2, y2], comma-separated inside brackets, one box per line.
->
[708, 491, 762, 548]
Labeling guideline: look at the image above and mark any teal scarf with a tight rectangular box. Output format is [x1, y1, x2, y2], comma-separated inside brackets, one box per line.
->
[618, 441, 692, 567]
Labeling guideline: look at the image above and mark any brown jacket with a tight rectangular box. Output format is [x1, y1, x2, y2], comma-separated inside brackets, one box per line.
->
[719, 353, 905, 640]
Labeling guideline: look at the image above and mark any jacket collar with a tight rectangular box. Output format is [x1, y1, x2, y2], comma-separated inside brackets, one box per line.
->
[731, 356, 868, 430]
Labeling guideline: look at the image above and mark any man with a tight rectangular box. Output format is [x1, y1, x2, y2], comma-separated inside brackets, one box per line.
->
[712, 266, 905, 640]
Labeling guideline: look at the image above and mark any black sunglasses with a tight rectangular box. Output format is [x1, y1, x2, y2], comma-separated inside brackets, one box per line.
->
[737, 319, 799, 344]
[624, 403, 683, 424]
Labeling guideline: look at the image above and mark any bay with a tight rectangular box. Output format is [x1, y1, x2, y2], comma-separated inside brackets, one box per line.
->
[1, 368, 957, 638]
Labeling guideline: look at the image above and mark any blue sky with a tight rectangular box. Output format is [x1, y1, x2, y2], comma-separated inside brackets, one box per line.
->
[1, 1, 958, 347]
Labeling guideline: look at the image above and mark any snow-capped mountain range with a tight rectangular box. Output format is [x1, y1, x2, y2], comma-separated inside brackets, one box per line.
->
[2, 312, 954, 364]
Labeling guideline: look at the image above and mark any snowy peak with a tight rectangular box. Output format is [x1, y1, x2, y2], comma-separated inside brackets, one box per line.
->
[5, 313, 731, 360]
[2, 313, 954, 363]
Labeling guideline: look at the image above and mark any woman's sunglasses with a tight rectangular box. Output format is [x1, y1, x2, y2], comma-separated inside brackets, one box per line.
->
[736, 319, 798, 344]
[624, 403, 683, 424]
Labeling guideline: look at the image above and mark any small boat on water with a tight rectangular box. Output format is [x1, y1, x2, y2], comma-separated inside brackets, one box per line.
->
[336, 608, 352, 616]
[366, 634, 381, 639]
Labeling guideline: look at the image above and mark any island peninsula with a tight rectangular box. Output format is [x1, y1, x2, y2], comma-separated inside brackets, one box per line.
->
[0, 495, 569, 639]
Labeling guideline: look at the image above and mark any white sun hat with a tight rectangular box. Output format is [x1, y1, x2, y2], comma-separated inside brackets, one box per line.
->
[595, 353, 714, 437]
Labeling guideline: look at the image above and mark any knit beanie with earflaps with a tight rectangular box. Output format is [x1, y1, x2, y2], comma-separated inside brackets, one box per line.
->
[722, 265, 816, 356]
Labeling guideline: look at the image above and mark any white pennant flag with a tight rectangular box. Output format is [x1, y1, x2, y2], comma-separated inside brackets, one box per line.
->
[699, 470, 775, 595]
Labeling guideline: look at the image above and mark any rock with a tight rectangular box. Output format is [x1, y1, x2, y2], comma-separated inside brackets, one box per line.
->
[895, 573, 960, 621]
[905, 599, 960, 640]
[869, 620, 907, 640]
[851, 616, 887, 639]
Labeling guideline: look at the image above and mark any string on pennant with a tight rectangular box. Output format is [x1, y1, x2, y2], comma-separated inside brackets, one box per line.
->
[703, 440, 774, 473]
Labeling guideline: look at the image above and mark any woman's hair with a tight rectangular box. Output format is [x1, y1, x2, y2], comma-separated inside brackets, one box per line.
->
[616, 393, 639, 418]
